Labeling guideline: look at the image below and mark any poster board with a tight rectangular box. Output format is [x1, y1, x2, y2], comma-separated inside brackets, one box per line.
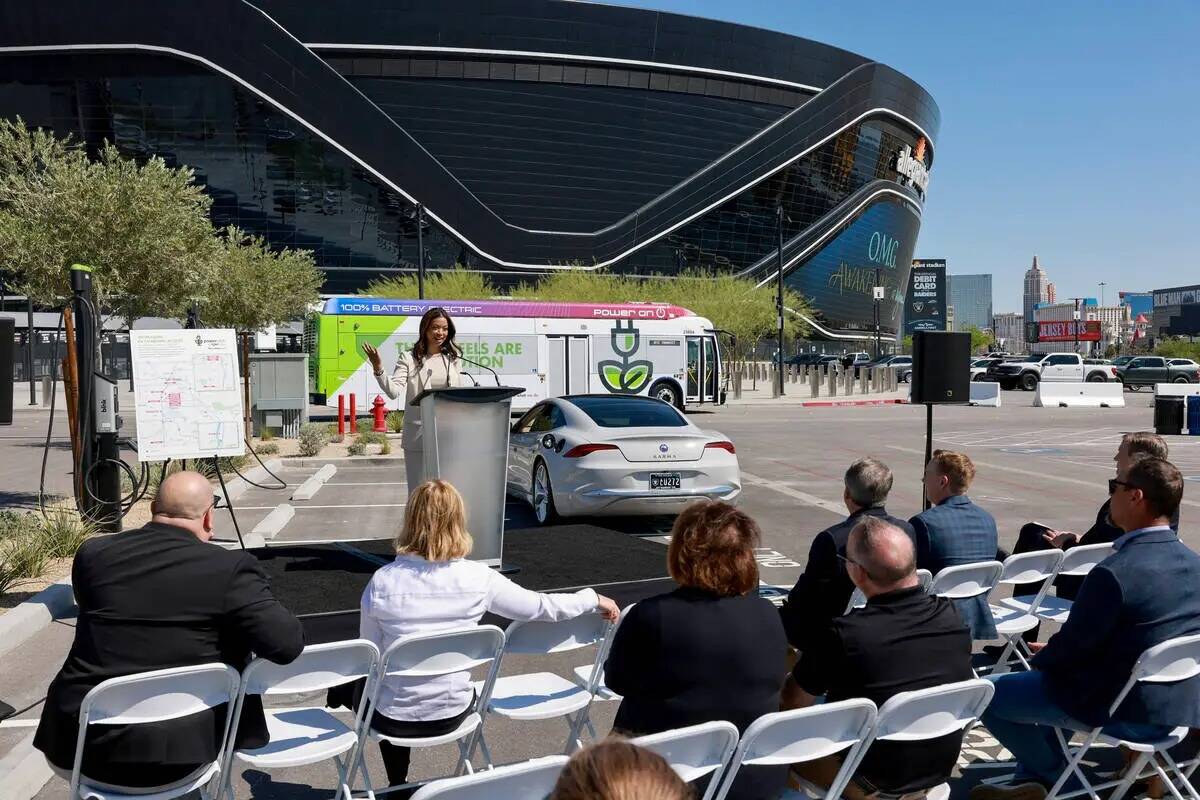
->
[130, 329, 246, 461]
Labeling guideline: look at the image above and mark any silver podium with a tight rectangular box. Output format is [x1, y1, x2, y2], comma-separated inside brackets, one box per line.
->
[413, 385, 523, 567]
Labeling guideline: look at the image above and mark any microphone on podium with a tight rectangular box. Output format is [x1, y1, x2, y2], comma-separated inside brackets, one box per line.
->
[458, 355, 501, 386]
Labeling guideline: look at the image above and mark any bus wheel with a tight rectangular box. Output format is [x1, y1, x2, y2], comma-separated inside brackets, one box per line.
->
[650, 380, 682, 409]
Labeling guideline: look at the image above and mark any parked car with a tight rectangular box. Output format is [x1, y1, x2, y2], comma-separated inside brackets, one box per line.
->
[840, 351, 872, 369]
[987, 353, 1117, 391]
[506, 394, 741, 524]
[864, 354, 914, 382]
[970, 358, 1002, 382]
[1110, 355, 1136, 368]
[1119, 357, 1200, 391]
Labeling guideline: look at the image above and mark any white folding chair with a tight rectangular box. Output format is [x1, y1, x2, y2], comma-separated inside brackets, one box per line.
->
[472, 613, 610, 765]
[219, 639, 378, 800]
[408, 755, 568, 800]
[986, 550, 1065, 674]
[65, 662, 241, 800]
[632, 721, 740, 800]
[714, 698, 877, 800]
[1045, 634, 1200, 800]
[356, 625, 506, 797]
[868, 678, 996, 800]
[1000, 543, 1113, 624]
[846, 569, 933, 612]
[570, 603, 636, 705]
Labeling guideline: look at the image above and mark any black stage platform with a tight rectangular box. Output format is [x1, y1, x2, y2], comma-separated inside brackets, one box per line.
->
[255, 524, 676, 643]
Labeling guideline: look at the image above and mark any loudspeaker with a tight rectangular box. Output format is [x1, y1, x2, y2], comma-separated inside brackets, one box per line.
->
[0, 318, 13, 425]
[911, 330, 971, 404]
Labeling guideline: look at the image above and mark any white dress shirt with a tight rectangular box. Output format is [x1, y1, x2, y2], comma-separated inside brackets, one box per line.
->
[360, 554, 599, 721]
[373, 351, 463, 450]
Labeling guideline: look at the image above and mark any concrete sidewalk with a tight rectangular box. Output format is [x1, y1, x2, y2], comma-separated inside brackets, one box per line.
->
[726, 387, 910, 406]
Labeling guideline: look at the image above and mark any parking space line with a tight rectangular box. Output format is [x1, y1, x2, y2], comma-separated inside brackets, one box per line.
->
[740, 471, 844, 514]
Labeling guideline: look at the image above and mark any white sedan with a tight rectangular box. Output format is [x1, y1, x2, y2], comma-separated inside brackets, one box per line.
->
[506, 394, 741, 524]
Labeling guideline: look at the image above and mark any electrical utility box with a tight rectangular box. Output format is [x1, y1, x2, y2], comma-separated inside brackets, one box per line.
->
[249, 352, 309, 437]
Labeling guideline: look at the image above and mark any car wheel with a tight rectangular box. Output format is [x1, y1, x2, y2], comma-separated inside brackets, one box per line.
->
[1174, 376, 1190, 383]
[1127, 383, 1141, 392]
[531, 460, 560, 525]
[1086, 373, 1106, 382]
[650, 380, 682, 409]
[901, 371, 912, 383]
[1020, 373, 1039, 391]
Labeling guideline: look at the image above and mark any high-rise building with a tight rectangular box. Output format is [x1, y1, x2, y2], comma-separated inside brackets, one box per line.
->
[947, 273, 993, 332]
[992, 312, 1025, 352]
[1023, 255, 1049, 323]
[1046, 282, 1056, 304]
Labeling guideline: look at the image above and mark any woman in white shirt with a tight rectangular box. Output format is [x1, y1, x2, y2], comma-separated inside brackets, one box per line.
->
[359, 479, 620, 787]
[362, 307, 464, 491]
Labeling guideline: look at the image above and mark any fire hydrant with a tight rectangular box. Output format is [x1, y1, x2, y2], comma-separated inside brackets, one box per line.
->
[372, 395, 388, 433]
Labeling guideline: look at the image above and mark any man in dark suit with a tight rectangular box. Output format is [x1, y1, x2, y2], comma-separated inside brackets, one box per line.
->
[910, 449, 999, 640]
[780, 458, 915, 652]
[783, 517, 973, 799]
[973, 458, 1200, 800]
[34, 471, 305, 788]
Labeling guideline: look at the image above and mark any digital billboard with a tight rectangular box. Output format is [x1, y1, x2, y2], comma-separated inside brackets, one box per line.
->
[784, 198, 922, 335]
[904, 259, 947, 333]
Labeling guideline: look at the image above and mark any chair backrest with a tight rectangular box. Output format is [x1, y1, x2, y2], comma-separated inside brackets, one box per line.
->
[873, 678, 995, 743]
[503, 612, 609, 656]
[632, 720, 739, 793]
[409, 754, 569, 800]
[74, 663, 241, 797]
[929, 561, 1003, 600]
[848, 570, 934, 612]
[587, 604, 636, 693]
[1058, 543, 1114, 577]
[713, 699, 876, 800]
[998, 549, 1064, 587]
[380, 625, 505, 679]
[243, 639, 379, 696]
[1108, 634, 1200, 717]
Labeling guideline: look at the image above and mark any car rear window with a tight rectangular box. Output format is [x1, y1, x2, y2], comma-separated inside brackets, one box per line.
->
[568, 396, 687, 427]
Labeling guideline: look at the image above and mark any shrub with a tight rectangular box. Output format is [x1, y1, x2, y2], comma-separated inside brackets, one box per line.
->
[380, 438, 392, 455]
[298, 422, 330, 457]
[355, 431, 388, 446]
[259, 427, 276, 442]
[255, 442, 280, 456]
[1, 533, 47, 594]
[36, 504, 96, 559]
[330, 434, 345, 445]
[347, 440, 367, 456]
[0, 505, 93, 593]
[386, 410, 404, 433]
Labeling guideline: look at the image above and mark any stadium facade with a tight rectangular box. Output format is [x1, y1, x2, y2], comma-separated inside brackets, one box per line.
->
[0, 0, 938, 340]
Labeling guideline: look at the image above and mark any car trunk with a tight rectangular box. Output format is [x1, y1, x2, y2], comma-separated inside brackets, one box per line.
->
[604, 430, 706, 462]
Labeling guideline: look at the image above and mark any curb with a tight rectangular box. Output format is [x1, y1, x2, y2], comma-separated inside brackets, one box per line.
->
[800, 398, 909, 408]
[284, 456, 403, 468]
[0, 579, 75, 660]
[0, 732, 53, 800]
[223, 458, 284, 501]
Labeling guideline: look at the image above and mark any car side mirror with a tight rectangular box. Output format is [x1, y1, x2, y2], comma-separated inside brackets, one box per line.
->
[541, 434, 556, 450]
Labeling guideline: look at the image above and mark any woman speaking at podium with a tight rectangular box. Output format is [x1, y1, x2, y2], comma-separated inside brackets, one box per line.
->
[363, 307, 464, 492]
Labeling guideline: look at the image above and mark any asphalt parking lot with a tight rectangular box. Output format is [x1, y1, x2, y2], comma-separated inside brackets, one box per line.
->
[12, 388, 1200, 798]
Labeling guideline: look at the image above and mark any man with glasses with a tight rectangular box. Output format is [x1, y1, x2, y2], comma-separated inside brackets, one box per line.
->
[35, 470, 305, 789]
[974, 457, 1200, 800]
[783, 517, 973, 800]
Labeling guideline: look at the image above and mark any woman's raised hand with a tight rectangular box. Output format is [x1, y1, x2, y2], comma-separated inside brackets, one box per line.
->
[362, 342, 384, 373]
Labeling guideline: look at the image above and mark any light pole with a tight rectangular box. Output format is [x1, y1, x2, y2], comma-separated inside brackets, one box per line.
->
[872, 267, 882, 359]
[775, 205, 786, 396]
[416, 203, 425, 300]
[1073, 298, 1081, 366]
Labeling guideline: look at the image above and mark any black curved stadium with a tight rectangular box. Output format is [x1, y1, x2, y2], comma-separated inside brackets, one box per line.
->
[0, 0, 938, 338]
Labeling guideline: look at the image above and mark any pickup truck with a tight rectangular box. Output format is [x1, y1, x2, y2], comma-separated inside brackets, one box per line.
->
[987, 353, 1118, 391]
[1117, 356, 1200, 390]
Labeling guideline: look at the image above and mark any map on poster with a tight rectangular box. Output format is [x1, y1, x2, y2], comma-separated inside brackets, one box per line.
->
[130, 329, 246, 461]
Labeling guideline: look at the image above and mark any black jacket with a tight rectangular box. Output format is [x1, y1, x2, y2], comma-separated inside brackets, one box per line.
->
[780, 507, 915, 651]
[34, 522, 304, 773]
[604, 586, 788, 735]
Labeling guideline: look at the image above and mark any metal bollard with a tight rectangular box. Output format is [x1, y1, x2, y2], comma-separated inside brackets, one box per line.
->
[41, 374, 52, 407]
[844, 368, 853, 395]
[734, 372, 742, 400]
[771, 369, 780, 398]
[810, 367, 820, 398]
[827, 367, 838, 397]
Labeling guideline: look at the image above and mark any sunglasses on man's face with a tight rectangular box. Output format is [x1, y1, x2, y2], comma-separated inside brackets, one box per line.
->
[1108, 478, 1136, 495]
[836, 552, 873, 578]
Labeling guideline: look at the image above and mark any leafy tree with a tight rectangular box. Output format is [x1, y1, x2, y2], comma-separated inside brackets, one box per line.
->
[1155, 338, 1200, 361]
[0, 118, 216, 324]
[362, 266, 493, 300]
[964, 325, 995, 354]
[901, 335, 914, 354]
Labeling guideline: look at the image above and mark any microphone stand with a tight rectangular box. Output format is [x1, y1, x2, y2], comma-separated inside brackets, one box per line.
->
[458, 355, 502, 386]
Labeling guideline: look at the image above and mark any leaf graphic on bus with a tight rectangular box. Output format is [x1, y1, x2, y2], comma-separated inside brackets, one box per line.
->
[622, 362, 652, 392]
[599, 362, 625, 393]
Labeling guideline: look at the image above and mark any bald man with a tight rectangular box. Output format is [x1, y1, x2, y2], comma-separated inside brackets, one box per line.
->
[783, 517, 973, 800]
[35, 471, 304, 789]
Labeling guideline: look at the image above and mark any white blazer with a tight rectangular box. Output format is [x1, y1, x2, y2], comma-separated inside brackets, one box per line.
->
[360, 555, 599, 721]
[373, 350, 464, 449]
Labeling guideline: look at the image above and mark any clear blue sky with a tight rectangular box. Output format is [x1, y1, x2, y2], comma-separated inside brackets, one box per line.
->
[616, 0, 1200, 312]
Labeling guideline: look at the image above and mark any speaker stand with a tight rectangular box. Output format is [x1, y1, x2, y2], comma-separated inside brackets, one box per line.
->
[923, 403, 934, 510]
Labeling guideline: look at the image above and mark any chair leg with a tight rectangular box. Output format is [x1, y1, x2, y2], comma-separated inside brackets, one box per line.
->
[992, 638, 1019, 675]
[1047, 728, 1102, 800]
[1109, 751, 1152, 800]
[1159, 751, 1200, 800]
[475, 730, 495, 769]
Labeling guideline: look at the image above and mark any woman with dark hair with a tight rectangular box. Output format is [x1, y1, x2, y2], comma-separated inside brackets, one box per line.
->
[604, 500, 788, 799]
[363, 307, 464, 490]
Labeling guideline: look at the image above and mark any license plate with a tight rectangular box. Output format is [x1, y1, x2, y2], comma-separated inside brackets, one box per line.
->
[650, 472, 681, 490]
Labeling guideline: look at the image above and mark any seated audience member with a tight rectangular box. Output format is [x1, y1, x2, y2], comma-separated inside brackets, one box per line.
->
[550, 738, 692, 800]
[1007, 432, 1175, 601]
[356, 480, 619, 788]
[780, 458, 915, 652]
[784, 517, 974, 800]
[910, 450, 999, 639]
[34, 471, 305, 788]
[975, 457, 1200, 800]
[605, 500, 788, 799]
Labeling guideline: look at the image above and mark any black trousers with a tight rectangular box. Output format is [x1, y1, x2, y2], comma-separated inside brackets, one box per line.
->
[371, 702, 475, 787]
